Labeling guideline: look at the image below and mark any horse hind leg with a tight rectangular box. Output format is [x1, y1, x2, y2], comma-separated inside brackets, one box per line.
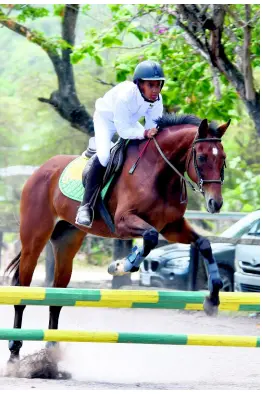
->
[46, 221, 86, 348]
[4, 252, 25, 362]
[7, 215, 55, 362]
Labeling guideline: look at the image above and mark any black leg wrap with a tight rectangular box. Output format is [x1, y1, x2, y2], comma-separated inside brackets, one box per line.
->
[195, 237, 222, 296]
[142, 229, 158, 257]
[195, 237, 214, 262]
[9, 340, 23, 352]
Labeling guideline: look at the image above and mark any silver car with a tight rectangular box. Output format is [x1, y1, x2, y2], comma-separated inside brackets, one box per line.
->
[234, 214, 260, 292]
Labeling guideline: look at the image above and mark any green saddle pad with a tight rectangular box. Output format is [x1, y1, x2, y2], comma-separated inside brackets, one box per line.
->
[59, 156, 113, 202]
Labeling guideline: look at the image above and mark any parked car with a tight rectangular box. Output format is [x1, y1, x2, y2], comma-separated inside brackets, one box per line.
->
[234, 218, 260, 292]
[139, 210, 260, 292]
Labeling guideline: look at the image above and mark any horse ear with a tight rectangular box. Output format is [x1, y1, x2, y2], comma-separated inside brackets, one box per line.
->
[198, 119, 208, 139]
[217, 119, 231, 138]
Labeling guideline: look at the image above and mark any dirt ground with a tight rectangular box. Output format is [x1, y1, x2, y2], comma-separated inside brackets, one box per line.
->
[0, 297, 260, 390]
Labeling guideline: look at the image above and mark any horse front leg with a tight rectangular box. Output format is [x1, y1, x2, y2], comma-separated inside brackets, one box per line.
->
[161, 218, 223, 316]
[108, 213, 159, 276]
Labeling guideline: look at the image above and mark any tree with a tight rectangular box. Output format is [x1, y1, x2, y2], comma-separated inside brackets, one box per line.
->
[168, 4, 260, 136]
[0, 4, 260, 216]
[73, 4, 260, 135]
[0, 4, 94, 135]
[0, 4, 133, 277]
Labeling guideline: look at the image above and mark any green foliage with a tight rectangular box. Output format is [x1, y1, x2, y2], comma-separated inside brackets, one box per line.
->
[69, 4, 260, 212]
[115, 63, 133, 82]
[53, 5, 65, 18]
[69, 4, 259, 127]
[0, 12, 109, 176]
[102, 35, 122, 47]
[81, 5, 91, 15]
[223, 5, 260, 69]
[0, 4, 259, 216]
[222, 121, 260, 212]
[15, 5, 50, 22]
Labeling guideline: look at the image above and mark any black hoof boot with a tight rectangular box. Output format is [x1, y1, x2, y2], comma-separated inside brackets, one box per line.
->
[203, 279, 222, 316]
[203, 297, 219, 316]
[8, 340, 23, 363]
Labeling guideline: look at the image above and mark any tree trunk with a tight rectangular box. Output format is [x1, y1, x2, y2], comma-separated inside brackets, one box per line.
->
[244, 93, 260, 136]
[38, 88, 94, 136]
[111, 240, 133, 289]
[172, 4, 260, 136]
[0, 5, 94, 136]
[38, 5, 94, 135]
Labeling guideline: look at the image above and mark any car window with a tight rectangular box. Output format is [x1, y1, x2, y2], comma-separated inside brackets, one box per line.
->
[221, 211, 260, 238]
[247, 220, 260, 236]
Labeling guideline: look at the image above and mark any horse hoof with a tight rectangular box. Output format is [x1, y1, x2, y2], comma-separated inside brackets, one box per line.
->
[203, 297, 219, 316]
[108, 259, 126, 276]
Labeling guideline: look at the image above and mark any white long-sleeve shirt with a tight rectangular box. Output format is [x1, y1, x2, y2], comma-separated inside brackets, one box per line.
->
[94, 81, 163, 140]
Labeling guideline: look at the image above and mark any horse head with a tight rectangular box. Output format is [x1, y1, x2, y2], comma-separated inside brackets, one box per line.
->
[187, 118, 231, 213]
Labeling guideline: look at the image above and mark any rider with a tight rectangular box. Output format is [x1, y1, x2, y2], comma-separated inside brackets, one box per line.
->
[75, 60, 165, 228]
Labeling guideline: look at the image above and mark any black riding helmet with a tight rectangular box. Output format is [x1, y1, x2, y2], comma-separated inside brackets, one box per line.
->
[133, 60, 165, 89]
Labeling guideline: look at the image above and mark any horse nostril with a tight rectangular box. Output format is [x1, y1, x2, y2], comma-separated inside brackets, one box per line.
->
[209, 199, 223, 212]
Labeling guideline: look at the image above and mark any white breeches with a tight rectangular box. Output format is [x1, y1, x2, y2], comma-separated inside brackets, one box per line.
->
[93, 111, 116, 167]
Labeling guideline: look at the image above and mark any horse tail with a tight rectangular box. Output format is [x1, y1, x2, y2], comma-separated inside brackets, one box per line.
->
[4, 251, 21, 285]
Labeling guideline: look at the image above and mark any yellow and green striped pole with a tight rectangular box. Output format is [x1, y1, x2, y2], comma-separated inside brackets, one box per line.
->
[0, 287, 259, 312]
[0, 329, 259, 348]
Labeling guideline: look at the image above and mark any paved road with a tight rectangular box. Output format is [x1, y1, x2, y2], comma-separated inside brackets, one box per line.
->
[0, 303, 259, 389]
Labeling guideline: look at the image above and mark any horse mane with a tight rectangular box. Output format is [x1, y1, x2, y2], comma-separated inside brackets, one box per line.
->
[155, 113, 219, 136]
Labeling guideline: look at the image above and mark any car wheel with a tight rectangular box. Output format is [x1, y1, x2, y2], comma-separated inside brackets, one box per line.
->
[150, 278, 164, 288]
[219, 267, 233, 292]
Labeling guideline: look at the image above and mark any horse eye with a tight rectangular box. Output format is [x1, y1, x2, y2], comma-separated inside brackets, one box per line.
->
[198, 155, 207, 163]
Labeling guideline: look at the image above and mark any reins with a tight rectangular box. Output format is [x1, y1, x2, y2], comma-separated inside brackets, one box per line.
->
[152, 137, 203, 194]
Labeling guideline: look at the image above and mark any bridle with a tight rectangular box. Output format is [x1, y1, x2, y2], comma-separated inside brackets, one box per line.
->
[190, 137, 226, 193]
[152, 135, 226, 196]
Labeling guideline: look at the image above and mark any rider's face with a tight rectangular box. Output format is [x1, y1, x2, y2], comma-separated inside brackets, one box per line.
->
[139, 80, 162, 102]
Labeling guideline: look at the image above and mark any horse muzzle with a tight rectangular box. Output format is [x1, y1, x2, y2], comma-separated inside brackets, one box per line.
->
[206, 197, 223, 214]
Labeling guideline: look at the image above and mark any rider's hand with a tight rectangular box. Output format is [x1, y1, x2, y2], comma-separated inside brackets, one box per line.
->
[144, 127, 158, 138]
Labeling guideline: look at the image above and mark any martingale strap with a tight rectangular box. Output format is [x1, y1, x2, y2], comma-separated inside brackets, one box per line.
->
[153, 137, 201, 193]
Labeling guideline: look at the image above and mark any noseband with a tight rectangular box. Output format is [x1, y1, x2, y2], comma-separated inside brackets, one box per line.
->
[152, 136, 226, 196]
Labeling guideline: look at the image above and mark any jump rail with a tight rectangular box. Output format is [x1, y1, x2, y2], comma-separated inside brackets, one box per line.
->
[0, 287, 260, 312]
[0, 329, 259, 348]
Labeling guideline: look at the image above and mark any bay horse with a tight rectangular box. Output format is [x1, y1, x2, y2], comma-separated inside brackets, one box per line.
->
[5, 114, 230, 362]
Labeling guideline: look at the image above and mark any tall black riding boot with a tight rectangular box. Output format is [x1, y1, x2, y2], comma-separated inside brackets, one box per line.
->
[75, 156, 106, 228]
